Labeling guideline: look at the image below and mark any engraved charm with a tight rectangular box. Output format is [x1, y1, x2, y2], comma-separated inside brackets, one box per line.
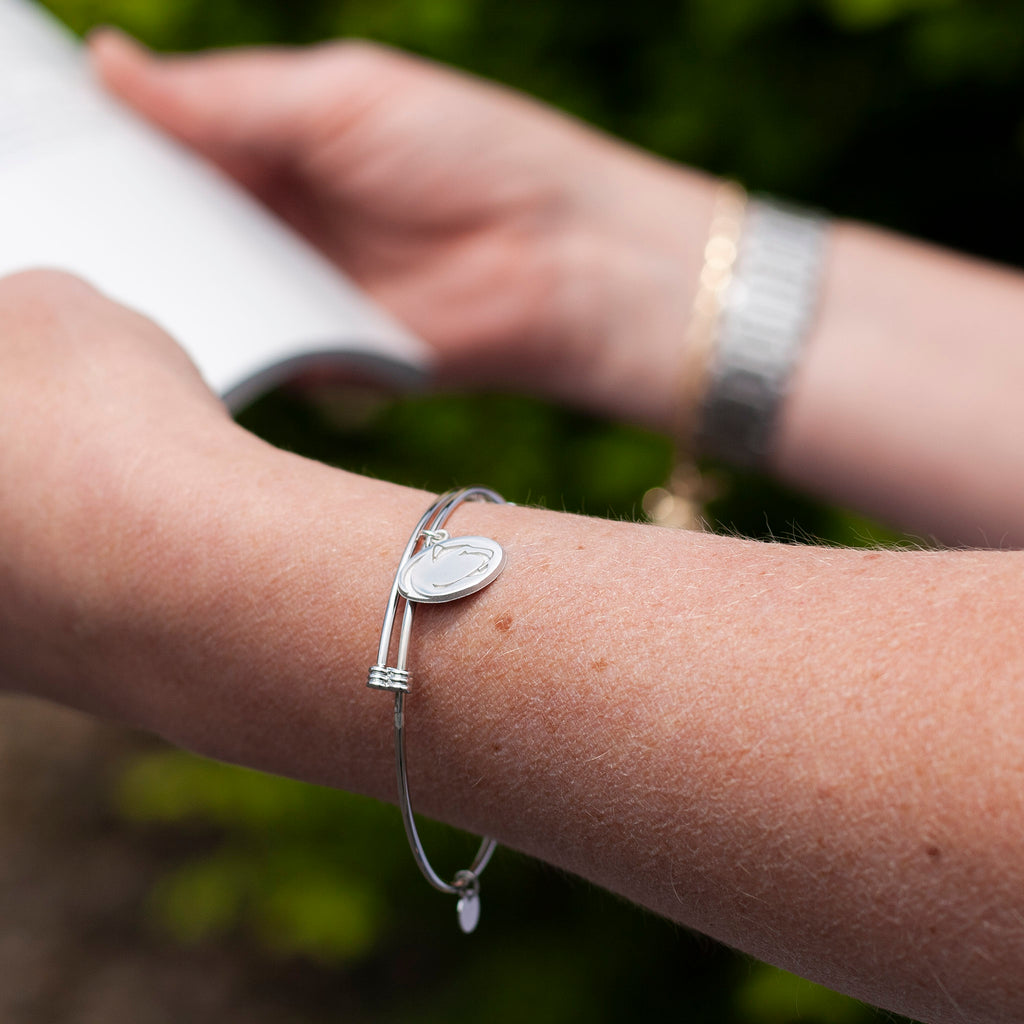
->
[456, 890, 481, 934]
[398, 535, 506, 604]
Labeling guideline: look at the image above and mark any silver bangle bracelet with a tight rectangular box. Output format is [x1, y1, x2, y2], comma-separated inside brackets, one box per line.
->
[696, 198, 829, 468]
[367, 486, 508, 933]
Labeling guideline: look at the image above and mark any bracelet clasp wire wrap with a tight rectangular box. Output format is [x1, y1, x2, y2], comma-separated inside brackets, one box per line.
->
[367, 486, 508, 933]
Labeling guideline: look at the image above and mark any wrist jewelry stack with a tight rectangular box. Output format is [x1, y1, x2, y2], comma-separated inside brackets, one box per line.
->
[689, 185, 829, 468]
[649, 184, 828, 529]
[367, 486, 508, 934]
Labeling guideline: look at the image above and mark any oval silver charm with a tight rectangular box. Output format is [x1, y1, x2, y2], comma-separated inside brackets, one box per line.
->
[456, 890, 481, 933]
[398, 535, 506, 604]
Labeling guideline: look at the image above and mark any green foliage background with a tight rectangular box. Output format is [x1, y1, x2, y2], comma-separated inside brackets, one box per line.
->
[40, 0, 1024, 1019]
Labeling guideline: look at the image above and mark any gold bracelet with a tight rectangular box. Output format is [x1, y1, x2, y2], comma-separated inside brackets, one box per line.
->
[644, 181, 745, 531]
[675, 180, 747, 457]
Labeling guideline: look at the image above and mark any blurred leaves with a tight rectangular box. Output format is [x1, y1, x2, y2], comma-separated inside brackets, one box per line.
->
[118, 752, 392, 960]
[819, 0, 954, 32]
[734, 964, 873, 1023]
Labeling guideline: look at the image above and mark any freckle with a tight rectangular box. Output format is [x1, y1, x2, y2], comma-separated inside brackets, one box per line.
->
[591, 658, 608, 672]
[926, 845, 941, 860]
[577, 544, 585, 550]
[494, 612, 514, 633]
[491, 742, 503, 755]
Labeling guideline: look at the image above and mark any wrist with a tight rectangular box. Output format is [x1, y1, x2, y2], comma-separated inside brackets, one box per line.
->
[117, 435, 427, 786]
[555, 153, 717, 432]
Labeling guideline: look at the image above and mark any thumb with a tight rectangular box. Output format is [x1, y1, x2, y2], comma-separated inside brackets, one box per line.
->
[87, 29, 337, 183]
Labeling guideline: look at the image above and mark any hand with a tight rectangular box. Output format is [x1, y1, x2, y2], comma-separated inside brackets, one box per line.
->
[0, 270, 238, 710]
[90, 31, 714, 432]
[0, 269, 436, 786]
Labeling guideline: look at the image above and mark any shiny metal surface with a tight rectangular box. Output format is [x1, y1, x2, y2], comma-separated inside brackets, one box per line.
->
[368, 487, 507, 929]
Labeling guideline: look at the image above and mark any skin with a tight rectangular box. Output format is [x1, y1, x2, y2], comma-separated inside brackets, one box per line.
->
[91, 30, 1024, 548]
[778, 223, 1024, 548]
[1, 31, 1023, 1024]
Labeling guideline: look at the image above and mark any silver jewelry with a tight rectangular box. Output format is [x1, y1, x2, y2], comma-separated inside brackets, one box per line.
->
[367, 486, 508, 933]
[696, 198, 829, 468]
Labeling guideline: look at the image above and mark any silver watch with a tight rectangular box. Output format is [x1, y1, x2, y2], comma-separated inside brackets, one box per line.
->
[696, 199, 829, 468]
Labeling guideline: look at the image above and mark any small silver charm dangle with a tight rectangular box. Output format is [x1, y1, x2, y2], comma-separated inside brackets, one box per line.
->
[454, 871, 481, 934]
[457, 892, 480, 934]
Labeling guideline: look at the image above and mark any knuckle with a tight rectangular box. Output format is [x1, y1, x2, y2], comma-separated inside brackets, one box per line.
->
[330, 38, 389, 63]
[0, 269, 115, 360]
[320, 37, 407, 78]
[0, 267, 96, 306]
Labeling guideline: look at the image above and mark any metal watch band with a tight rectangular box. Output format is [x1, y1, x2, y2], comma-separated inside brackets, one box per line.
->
[695, 198, 828, 468]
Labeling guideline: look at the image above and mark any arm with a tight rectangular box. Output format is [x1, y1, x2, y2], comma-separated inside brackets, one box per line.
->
[92, 32, 1024, 548]
[28, 346, 1023, 1024]
[1, 267, 1020, 1023]
[151, 462, 1024, 1024]
[778, 223, 1024, 546]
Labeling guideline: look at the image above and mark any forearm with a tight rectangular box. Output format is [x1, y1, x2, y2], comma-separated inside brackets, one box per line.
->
[69, 430, 1024, 1024]
[776, 221, 1024, 546]
[579, 159, 1024, 545]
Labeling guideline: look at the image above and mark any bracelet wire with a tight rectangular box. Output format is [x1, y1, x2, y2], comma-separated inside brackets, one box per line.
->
[368, 486, 507, 933]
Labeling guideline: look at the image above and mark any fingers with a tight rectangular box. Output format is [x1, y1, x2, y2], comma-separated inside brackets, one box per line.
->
[88, 29, 342, 182]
